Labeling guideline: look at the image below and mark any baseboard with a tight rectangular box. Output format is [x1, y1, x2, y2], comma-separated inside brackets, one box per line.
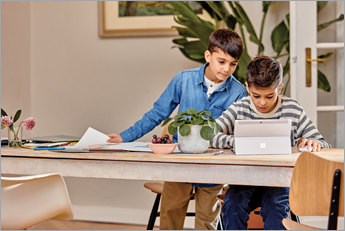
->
[71, 205, 195, 229]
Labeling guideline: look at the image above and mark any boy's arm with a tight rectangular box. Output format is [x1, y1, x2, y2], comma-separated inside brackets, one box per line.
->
[210, 104, 238, 149]
[118, 73, 182, 142]
[296, 109, 332, 149]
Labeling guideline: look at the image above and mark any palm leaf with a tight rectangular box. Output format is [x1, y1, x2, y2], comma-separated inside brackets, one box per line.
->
[317, 14, 344, 32]
[317, 69, 331, 92]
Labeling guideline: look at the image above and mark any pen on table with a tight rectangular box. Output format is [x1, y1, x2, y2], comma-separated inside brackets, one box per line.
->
[34, 147, 66, 151]
[212, 151, 224, 155]
[33, 147, 89, 152]
[33, 147, 124, 152]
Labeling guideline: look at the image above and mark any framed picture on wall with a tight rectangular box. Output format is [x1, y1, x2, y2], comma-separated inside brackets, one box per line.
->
[99, 1, 213, 38]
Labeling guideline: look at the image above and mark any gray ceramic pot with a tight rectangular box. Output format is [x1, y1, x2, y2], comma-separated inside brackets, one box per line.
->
[177, 125, 209, 153]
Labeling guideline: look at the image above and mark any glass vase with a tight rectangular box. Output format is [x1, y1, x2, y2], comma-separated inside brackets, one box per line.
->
[8, 125, 23, 147]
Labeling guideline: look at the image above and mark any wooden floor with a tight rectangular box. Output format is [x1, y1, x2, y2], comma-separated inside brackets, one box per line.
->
[27, 220, 160, 230]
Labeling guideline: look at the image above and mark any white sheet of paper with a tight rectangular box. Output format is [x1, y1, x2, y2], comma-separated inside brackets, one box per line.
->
[73, 127, 110, 147]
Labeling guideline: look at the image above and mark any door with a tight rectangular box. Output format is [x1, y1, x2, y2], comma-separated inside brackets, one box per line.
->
[290, 1, 344, 148]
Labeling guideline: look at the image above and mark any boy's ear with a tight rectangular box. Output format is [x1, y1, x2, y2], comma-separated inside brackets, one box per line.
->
[278, 83, 284, 94]
[204, 50, 211, 62]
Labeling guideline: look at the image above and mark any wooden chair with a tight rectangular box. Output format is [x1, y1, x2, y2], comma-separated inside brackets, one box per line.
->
[1, 173, 74, 230]
[144, 182, 196, 230]
[282, 151, 344, 230]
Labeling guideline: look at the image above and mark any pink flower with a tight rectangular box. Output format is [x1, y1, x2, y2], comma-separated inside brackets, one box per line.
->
[23, 117, 37, 130]
[1, 116, 13, 127]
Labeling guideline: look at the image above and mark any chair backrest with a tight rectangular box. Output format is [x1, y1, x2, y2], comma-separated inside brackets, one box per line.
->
[289, 151, 344, 217]
[1, 173, 74, 230]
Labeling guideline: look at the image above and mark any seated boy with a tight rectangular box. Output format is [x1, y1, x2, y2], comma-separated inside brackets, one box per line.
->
[107, 29, 248, 230]
[210, 55, 331, 230]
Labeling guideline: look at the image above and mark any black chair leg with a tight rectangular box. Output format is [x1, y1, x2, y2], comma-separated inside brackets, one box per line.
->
[217, 214, 224, 230]
[290, 211, 300, 223]
[147, 194, 161, 230]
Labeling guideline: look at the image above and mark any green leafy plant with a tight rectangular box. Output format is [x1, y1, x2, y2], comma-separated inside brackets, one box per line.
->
[168, 1, 344, 94]
[168, 109, 219, 141]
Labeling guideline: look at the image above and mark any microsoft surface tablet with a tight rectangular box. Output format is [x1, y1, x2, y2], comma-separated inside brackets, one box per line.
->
[234, 119, 292, 155]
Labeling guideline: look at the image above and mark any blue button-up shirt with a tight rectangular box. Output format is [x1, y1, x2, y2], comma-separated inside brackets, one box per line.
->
[120, 62, 247, 187]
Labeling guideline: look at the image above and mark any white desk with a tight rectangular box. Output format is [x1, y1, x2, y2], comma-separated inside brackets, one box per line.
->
[1, 147, 343, 187]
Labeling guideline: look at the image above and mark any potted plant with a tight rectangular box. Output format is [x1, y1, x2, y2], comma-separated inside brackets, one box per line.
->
[168, 109, 219, 153]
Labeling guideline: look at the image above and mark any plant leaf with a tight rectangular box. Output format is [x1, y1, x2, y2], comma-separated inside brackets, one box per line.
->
[224, 14, 237, 30]
[176, 40, 206, 57]
[1, 108, 7, 117]
[317, 14, 344, 32]
[172, 26, 198, 38]
[161, 117, 173, 127]
[317, 69, 331, 92]
[208, 120, 216, 128]
[317, 52, 333, 63]
[177, 47, 205, 64]
[174, 15, 214, 48]
[194, 117, 204, 125]
[262, 1, 274, 14]
[168, 122, 178, 135]
[1, 125, 5, 130]
[213, 123, 220, 135]
[168, 1, 201, 22]
[317, 1, 328, 13]
[179, 124, 191, 136]
[200, 126, 213, 140]
[173, 120, 186, 127]
[271, 20, 289, 55]
[195, 1, 222, 21]
[234, 2, 260, 46]
[13, 110, 22, 123]
[205, 1, 228, 20]
[187, 109, 197, 115]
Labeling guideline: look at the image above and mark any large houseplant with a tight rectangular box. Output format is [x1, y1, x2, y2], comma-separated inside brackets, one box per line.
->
[167, 1, 344, 94]
[168, 109, 219, 153]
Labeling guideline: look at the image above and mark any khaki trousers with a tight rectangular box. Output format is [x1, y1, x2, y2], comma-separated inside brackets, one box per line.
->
[159, 182, 223, 230]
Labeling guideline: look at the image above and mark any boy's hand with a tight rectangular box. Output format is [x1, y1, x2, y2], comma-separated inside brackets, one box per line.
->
[107, 133, 123, 143]
[297, 138, 320, 152]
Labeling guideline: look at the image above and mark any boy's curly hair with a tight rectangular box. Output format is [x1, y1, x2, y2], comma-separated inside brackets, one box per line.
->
[246, 55, 283, 89]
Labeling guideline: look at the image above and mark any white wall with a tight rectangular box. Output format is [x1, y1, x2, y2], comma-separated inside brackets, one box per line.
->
[1, 1, 343, 228]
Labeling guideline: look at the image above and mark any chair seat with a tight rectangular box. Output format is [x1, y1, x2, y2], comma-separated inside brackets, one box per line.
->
[282, 218, 324, 230]
[1, 173, 73, 230]
[144, 182, 164, 194]
[144, 182, 195, 199]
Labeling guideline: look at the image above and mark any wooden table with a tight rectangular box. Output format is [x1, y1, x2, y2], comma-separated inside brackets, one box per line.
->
[1, 147, 343, 187]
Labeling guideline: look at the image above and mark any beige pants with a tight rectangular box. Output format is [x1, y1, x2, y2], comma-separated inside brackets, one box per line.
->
[159, 182, 223, 230]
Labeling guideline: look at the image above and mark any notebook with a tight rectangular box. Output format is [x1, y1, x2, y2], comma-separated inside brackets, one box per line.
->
[233, 119, 292, 155]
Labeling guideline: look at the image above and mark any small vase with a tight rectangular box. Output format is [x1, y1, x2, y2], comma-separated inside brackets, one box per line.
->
[178, 125, 209, 154]
[8, 125, 23, 148]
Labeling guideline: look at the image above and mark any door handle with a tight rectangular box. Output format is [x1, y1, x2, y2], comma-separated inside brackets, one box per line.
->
[305, 47, 327, 87]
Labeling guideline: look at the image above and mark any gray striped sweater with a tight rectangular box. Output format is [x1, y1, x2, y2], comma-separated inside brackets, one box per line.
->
[210, 95, 331, 149]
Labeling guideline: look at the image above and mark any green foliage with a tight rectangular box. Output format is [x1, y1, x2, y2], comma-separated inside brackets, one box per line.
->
[168, 1, 343, 93]
[168, 109, 219, 141]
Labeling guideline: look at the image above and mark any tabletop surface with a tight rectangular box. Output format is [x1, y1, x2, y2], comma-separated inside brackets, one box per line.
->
[1, 146, 343, 167]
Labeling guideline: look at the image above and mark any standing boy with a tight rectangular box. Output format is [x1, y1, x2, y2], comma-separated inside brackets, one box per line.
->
[210, 55, 331, 230]
[107, 29, 247, 229]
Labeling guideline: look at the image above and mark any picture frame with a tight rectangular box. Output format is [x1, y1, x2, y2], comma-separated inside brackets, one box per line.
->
[99, 1, 213, 38]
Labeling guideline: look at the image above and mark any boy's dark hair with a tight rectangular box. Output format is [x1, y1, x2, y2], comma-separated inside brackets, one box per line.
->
[208, 29, 243, 60]
[246, 55, 283, 89]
